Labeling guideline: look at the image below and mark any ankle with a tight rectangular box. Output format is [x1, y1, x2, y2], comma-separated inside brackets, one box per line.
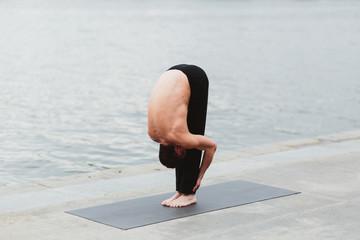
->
[182, 193, 196, 198]
[179, 192, 195, 196]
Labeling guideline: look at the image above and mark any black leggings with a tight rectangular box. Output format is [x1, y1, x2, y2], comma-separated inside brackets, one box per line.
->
[168, 64, 209, 194]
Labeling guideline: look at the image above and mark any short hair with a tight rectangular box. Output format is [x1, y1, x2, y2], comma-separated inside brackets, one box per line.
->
[159, 144, 186, 168]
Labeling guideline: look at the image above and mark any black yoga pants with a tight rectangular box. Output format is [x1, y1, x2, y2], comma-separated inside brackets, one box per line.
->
[167, 64, 209, 194]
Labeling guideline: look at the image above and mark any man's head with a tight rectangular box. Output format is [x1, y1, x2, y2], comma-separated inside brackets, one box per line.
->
[159, 144, 186, 168]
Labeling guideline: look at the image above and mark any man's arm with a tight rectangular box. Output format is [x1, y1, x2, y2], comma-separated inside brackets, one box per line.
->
[171, 133, 217, 192]
[192, 137, 216, 192]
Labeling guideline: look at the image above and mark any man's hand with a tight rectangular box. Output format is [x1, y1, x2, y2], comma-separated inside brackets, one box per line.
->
[171, 132, 217, 193]
[193, 177, 202, 192]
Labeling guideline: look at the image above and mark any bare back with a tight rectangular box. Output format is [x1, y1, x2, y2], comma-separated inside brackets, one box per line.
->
[147, 70, 191, 144]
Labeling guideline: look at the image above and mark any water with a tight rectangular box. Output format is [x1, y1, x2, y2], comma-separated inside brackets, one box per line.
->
[1, 0, 359, 186]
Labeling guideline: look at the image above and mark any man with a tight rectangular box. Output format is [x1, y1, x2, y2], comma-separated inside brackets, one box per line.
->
[148, 64, 217, 208]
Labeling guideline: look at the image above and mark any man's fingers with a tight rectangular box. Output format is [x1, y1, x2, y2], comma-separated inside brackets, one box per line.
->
[192, 177, 202, 192]
[193, 183, 200, 192]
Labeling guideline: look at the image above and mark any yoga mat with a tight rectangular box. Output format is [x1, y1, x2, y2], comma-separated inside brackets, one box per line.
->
[66, 180, 299, 230]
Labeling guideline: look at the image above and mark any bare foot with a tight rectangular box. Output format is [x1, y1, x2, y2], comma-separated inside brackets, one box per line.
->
[162, 192, 182, 206]
[168, 194, 197, 208]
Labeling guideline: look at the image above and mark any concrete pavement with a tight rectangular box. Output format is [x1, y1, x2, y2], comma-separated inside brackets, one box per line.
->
[0, 130, 359, 240]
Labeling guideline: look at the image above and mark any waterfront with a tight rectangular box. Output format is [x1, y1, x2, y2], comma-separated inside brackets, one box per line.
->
[0, 0, 359, 185]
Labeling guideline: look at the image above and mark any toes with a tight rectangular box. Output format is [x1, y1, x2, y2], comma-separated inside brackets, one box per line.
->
[170, 202, 185, 208]
[170, 202, 179, 208]
[167, 197, 196, 207]
[162, 199, 173, 207]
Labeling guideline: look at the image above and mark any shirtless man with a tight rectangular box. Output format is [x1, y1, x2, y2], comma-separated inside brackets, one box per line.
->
[148, 64, 217, 208]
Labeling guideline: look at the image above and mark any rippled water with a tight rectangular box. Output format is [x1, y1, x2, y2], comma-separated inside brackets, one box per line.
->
[1, 0, 359, 186]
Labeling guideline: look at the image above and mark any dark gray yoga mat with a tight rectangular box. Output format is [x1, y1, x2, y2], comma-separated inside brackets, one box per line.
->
[66, 180, 299, 230]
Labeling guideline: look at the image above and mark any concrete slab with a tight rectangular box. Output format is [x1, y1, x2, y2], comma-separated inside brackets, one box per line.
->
[0, 185, 104, 215]
[0, 130, 359, 240]
[252, 145, 349, 164]
[83, 171, 173, 194]
[206, 158, 272, 177]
